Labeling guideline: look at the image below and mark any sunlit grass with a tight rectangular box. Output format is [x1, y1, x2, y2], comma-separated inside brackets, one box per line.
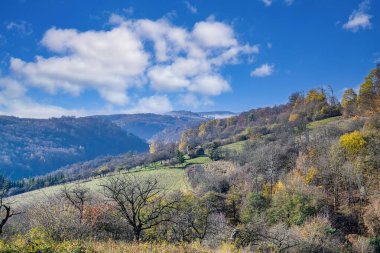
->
[307, 116, 342, 129]
[9, 155, 214, 204]
[221, 140, 248, 153]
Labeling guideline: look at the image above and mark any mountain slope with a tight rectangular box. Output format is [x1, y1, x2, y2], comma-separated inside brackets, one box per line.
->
[94, 113, 205, 142]
[94, 111, 236, 142]
[0, 116, 148, 179]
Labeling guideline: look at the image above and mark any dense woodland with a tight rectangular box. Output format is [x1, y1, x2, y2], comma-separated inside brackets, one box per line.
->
[0, 65, 379, 252]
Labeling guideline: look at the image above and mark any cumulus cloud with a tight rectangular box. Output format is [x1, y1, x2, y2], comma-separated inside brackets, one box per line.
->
[126, 95, 173, 114]
[250, 64, 274, 77]
[11, 26, 149, 105]
[192, 20, 237, 48]
[343, 0, 372, 32]
[10, 16, 257, 112]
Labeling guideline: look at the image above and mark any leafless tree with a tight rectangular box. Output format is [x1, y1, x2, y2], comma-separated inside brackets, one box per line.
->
[100, 175, 178, 241]
[0, 189, 20, 235]
[61, 184, 91, 223]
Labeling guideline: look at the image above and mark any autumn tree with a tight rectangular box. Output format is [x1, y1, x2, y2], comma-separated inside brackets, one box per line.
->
[341, 88, 358, 117]
[288, 92, 303, 107]
[101, 175, 178, 241]
[339, 131, 367, 160]
[358, 65, 380, 115]
[289, 88, 341, 122]
[149, 141, 157, 155]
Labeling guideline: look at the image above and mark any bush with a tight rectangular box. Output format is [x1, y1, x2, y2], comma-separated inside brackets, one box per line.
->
[267, 172, 326, 226]
[0, 228, 87, 253]
[294, 216, 345, 253]
[364, 198, 380, 237]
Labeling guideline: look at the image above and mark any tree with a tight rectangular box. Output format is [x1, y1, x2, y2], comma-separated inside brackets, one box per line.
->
[288, 92, 303, 107]
[341, 88, 358, 117]
[101, 175, 178, 241]
[169, 192, 226, 242]
[61, 184, 91, 223]
[0, 188, 19, 235]
[339, 131, 367, 160]
[358, 65, 380, 115]
[175, 150, 185, 164]
[209, 142, 221, 161]
[363, 198, 380, 237]
[149, 141, 157, 155]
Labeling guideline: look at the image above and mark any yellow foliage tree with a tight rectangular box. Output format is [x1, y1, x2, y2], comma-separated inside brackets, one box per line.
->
[305, 89, 326, 104]
[339, 131, 367, 159]
[273, 180, 285, 194]
[149, 142, 156, 154]
[198, 123, 206, 138]
[358, 66, 380, 115]
[288, 113, 300, 122]
[304, 167, 317, 185]
[341, 88, 358, 117]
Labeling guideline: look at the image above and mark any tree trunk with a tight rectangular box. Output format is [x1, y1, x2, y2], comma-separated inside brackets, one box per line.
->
[133, 227, 141, 242]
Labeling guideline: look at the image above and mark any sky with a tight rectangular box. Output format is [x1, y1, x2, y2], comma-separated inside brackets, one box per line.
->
[0, 0, 379, 118]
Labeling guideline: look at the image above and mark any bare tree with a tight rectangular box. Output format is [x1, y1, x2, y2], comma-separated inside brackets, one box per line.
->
[61, 184, 91, 223]
[100, 175, 177, 241]
[0, 189, 20, 235]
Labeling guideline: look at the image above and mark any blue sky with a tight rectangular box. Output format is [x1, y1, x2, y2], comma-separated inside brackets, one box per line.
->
[0, 0, 379, 118]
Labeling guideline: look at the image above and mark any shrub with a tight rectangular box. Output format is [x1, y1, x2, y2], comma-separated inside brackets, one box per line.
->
[294, 216, 345, 253]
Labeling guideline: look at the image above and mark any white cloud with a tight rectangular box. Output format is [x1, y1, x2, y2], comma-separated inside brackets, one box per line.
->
[0, 78, 87, 118]
[343, 0, 372, 32]
[126, 95, 173, 114]
[184, 1, 198, 14]
[192, 20, 237, 48]
[261, 0, 272, 7]
[11, 26, 149, 105]
[250, 64, 274, 77]
[5, 20, 33, 36]
[189, 74, 230, 95]
[8, 16, 257, 114]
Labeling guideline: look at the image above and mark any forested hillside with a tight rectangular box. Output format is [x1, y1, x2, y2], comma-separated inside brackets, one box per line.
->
[0, 116, 148, 179]
[0, 66, 379, 252]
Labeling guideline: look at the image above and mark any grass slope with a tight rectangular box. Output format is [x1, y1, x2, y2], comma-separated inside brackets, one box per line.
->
[9, 156, 212, 205]
[307, 116, 342, 129]
[221, 140, 248, 153]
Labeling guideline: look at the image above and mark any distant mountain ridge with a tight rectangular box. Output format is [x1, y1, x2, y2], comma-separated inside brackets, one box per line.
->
[95, 111, 236, 142]
[167, 110, 236, 119]
[93, 113, 204, 142]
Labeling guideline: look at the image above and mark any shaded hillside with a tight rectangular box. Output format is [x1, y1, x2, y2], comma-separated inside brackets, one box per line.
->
[94, 113, 206, 142]
[0, 116, 148, 179]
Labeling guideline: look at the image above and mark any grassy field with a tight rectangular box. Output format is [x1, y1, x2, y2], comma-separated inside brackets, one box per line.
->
[9, 156, 213, 205]
[184, 156, 212, 166]
[307, 116, 342, 129]
[221, 140, 248, 153]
